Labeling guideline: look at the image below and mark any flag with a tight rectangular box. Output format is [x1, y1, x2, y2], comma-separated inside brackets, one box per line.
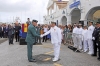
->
[22, 23, 28, 32]
[58, 0, 62, 2]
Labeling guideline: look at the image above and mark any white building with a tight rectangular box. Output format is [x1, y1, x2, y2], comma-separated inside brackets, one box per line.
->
[43, 0, 68, 25]
[44, 0, 100, 25]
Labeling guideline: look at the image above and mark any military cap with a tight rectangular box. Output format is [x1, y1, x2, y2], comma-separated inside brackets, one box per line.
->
[32, 20, 38, 23]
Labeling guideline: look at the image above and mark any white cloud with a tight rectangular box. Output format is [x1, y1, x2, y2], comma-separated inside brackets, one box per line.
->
[0, 0, 49, 24]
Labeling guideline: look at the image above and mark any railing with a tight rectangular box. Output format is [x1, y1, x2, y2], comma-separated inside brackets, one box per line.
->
[63, 32, 83, 47]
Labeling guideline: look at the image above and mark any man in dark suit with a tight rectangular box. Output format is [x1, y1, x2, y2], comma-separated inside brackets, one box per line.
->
[8, 25, 14, 45]
[3, 25, 6, 38]
[15, 23, 20, 42]
[95, 22, 100, 61]
[92, 23, 99, 56]
[25, 20, 40, 62]
[5, 26, 8, 38]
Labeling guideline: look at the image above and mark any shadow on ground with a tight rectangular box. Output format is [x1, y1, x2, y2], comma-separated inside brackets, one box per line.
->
[33, 54, 55, 64]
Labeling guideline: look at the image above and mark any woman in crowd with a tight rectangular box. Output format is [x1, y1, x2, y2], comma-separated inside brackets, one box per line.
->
[63, 25, 69, 44]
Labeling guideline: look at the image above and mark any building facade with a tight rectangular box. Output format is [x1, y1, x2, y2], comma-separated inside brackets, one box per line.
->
[44, 0, 100, 25]
[43, 0, 68, 25]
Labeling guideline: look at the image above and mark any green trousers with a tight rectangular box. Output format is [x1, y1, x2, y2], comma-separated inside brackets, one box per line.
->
[27, 43, 33, 61]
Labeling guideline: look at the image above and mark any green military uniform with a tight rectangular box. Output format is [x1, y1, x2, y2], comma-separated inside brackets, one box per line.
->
[25, 24, 40, 61]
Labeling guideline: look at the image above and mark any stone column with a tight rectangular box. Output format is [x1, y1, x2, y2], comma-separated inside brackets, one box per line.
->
[67, 14, 71, 25]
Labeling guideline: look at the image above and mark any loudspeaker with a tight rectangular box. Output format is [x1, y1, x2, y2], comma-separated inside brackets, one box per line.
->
[19, 38, 27, 45]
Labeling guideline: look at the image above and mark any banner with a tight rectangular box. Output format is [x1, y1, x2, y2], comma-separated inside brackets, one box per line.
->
[22, 23, 28, 32]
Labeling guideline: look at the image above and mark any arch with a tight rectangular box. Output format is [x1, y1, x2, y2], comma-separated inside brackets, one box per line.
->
[61, 16, 67, 25]
[85, 6, 100, 21]
[70, 8, 81, 24]
[69, 8, 80, 15]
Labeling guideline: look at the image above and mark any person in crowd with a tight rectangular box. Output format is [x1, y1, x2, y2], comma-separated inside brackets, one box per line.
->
[11, 25, 15, 44]
[63, 25, 69, 44]
[25, 20, 40, 62]
[94, 22, 100, 61]
[41, 22, 62, 62]
[19, 28, 22, 39]
[77, 24, 83, 50]
[36, 24, 42, 44]
[1, 25, 4, 38]
[3, 25, 6, 38]
[58, 25, 63, 44]
[0, 25, 2, 38]
[8, 24, 14, 45]
[82, 25, 88, 52]
[61, 26, 64, 44]
[34, 26, 38, 44]
[42, 24, 48, 42]
[92, 22, 99, 56]
[87, 21, 95, 55]
[15, 22, 21, 42]
[68, 24, 72, 32]
[47, 25, 51, 40]
[72, 24, 78, 49]
[5, 25, 8, 38]
[26, 18, 31, 25]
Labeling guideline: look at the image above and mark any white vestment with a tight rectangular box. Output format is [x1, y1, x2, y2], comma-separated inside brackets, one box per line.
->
[72, 27, 78, 48]
[77, 27, 83, 50]
[42, 26, 62, 59]
[82, 29, 88, 52]
[87, 25, 95, 54]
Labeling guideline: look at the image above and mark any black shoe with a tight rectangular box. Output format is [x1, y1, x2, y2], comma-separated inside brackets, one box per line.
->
[32, 59, 36, 62]
[29, 59, 36, 62]
[73, 48, 77, 52]
[91, 54, 97, 56]
[75, 50, 81, 53]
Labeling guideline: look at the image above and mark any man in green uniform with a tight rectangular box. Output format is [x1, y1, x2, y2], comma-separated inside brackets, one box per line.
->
[25, 20, 40, 62]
